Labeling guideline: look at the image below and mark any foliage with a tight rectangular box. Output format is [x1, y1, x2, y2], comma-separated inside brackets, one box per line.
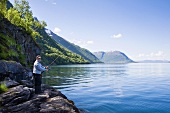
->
[0, 0, 89, 65]
[1, 0, 46, 39]
[0, 83, 8, 94]
[0, 33, 26, 65]
[48, 30, 101, 63]
[36, 28, 90, 65]
[0, 0, 8, 16]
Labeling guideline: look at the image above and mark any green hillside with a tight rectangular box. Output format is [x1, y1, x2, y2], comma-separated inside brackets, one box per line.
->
[36, 28, 89, 65]
[0, 0, 89, 66]
[45, 29, 101, 63]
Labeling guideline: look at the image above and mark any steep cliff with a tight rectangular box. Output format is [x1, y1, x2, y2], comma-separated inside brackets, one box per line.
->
[0, 18, 41, 66]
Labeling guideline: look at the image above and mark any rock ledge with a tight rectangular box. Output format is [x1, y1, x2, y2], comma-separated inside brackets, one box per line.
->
[0, 80, 79, 113]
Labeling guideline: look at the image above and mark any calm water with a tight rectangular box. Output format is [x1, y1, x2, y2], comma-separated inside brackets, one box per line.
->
[42, 63, 170, 113]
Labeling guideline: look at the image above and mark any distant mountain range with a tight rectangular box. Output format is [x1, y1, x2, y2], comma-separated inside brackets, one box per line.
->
[45, 28, 101, 63]
[137, 60, 170, 63]
[93, 51, 134, 64]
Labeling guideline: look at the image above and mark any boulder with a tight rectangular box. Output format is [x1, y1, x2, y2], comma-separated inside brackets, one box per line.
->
[0, 85, 33, 107]
[40, 96, 79, 113]
[4, 80, 19, 88]
[0, 80, 80, 113]
[0, 60, 31, 82]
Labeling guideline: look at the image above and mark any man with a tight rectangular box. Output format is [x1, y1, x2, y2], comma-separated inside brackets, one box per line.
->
[33, 55, 48, 94]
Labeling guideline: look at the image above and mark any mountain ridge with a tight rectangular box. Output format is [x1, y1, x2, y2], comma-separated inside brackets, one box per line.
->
[137, 60, 170, 63]
[93, 51, 134, 64]
[45, 28, 101, 63]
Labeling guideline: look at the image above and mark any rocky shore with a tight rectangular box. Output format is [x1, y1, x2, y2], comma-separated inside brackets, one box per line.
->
[0, 60, 80, 113]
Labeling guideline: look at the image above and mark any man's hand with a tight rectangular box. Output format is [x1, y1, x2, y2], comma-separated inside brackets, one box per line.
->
[45, 66, 49, 69]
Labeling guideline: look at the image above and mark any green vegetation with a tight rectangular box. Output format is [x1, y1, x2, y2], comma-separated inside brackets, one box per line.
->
[48, 30, 101, 63]
[0, 83, 8, 94]
[0, 0, 46, 38]
[36, 29, 89, 65]
[0, 33, 26, 65]
[0, 0, 90, 65]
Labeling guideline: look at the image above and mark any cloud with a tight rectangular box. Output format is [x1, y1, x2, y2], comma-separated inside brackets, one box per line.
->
[138, 51, 166, 60]
[52, 2, 56, 5]
[53, 27, 61, 35]
[111, 33, 123, 39]
[87, 41, 94, 44]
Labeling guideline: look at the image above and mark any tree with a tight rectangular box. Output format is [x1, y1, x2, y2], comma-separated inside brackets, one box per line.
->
[14, 0, 47, 31]
[0, 0, 8, 17]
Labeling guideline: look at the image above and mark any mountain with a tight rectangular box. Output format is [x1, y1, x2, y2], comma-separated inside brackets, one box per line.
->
[0, 18, 40, 66]
[45, 29, 101, 63]
[138, 60, 170, 63]
[35, 28, 90, 65]
[93, 51, 134, 64]
[0, 1, 90, 66]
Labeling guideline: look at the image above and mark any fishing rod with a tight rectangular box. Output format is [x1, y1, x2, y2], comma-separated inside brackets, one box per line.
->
[42, 43, 71, 74]
[47, 42, 72, 68]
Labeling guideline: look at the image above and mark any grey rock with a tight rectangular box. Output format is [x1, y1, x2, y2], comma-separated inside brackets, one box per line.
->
[0, 18, 40, 67]
[40, 96, 78, 113]
[4, 80, 19, 88]
[0, 85, 32, 106]
[0, 80, 80, 113]
[20, 80, 34, 88]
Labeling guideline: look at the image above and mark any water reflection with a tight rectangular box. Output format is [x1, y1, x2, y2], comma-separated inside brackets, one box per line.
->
[42, 64, 128, 98]
[42, 63, 170, 113]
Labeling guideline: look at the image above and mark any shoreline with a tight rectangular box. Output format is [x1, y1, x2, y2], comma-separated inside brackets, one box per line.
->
[0, 60, 80, 113]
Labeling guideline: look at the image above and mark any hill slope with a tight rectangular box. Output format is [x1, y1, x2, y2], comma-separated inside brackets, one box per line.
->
[36, 28, 90, 65]
[45, 29, 101, 63]
[0, 1, 90, 66]
[93, 51, 134, 64]
[0, 18, 40, 66]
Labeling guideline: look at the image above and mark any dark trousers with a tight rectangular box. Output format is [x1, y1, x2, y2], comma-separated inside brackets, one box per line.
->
[33, 73, 42, 94]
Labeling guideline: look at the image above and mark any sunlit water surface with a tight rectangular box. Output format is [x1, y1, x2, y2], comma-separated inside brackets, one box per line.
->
[43, 63, 170, 113]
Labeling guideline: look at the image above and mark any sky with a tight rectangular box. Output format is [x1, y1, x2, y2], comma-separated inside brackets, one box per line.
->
[9, 0, 170, 61]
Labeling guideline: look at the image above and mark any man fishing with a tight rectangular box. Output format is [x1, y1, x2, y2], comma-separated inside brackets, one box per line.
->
[33, 55, 48, 94]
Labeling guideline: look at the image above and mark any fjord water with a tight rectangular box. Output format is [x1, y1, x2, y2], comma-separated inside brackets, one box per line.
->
[43, 63, 170, 113]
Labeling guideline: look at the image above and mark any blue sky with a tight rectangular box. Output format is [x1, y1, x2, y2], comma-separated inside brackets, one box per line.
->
[9, 0, 170, 61]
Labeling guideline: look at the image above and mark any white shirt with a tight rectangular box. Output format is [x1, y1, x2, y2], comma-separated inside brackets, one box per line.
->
[33, 60, 46, 74]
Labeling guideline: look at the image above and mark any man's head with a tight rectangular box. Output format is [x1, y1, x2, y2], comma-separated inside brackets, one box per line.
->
[36, 55, 41, 62]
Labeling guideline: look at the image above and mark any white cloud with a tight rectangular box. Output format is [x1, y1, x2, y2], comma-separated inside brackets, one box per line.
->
[111, 33, 123, 39]
[52, 2, 56, 5]
[138, 51, 166, 60]
[87, 41, 94, 44]
[53, 27, 61, 35]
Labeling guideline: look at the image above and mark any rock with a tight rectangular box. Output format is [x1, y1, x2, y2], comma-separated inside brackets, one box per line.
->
[0, 85, 33, 107]
[0, 60, 79, 113]
[0, 18, 41, 67]
[40, 96, 79, 113]
[42, 84, 67, 99]
[0, 80, 80, 113]
[19, 80, 34, 88]
[4, 80, 19, 88]
[0, 60, 32, 82]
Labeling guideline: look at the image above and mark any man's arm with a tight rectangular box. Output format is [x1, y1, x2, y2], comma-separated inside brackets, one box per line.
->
[35, 64, 46, 72]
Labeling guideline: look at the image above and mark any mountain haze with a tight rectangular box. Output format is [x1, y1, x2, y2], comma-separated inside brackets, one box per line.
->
[138, 60, 170, 63]
[94, 51, 134, 64]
